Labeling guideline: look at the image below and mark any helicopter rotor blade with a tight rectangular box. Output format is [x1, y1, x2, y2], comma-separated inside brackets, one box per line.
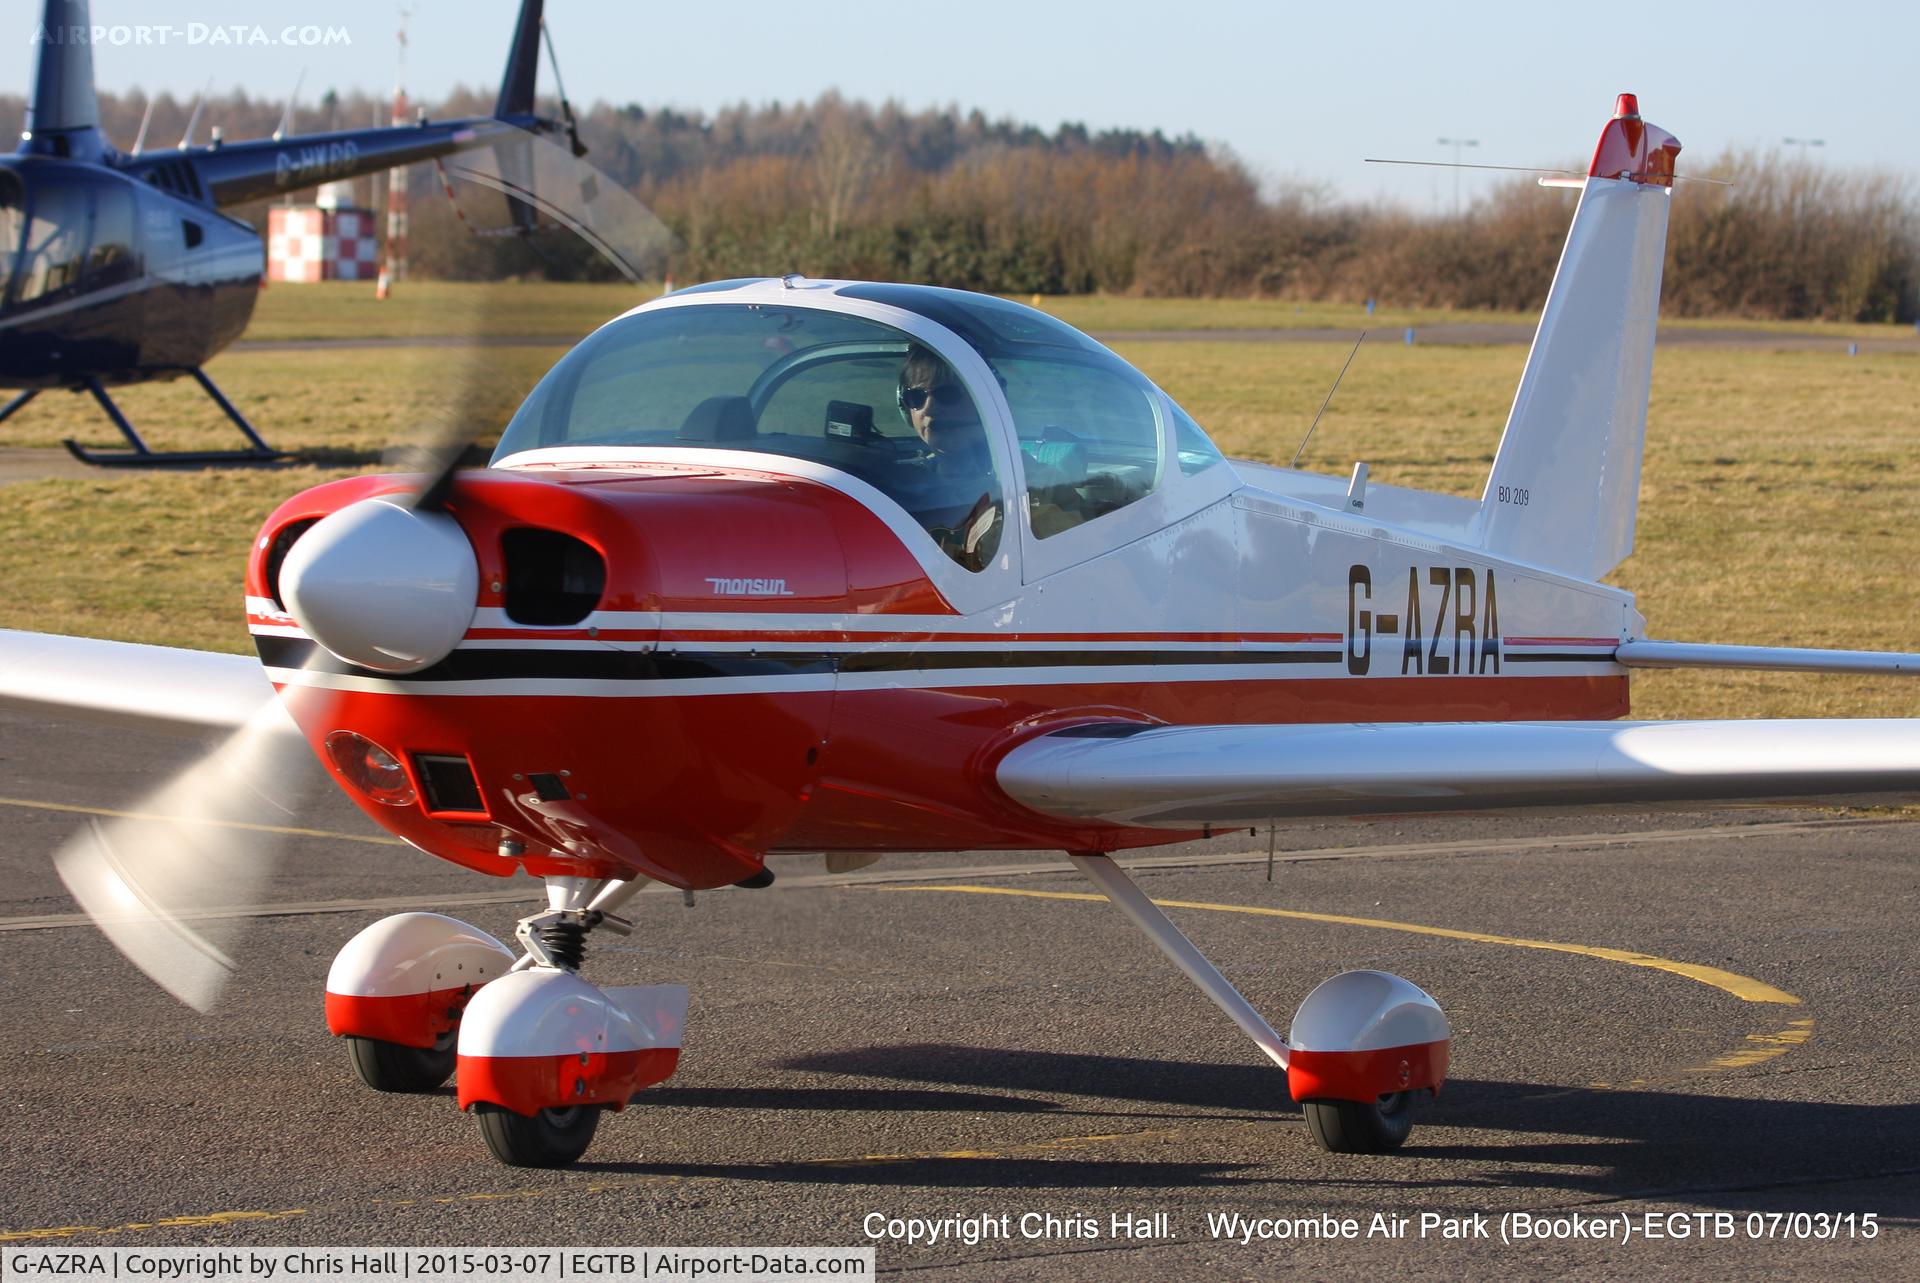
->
[392, 123, 679, 511]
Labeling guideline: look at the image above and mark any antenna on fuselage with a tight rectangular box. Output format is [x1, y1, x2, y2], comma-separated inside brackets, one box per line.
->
[176, 80, 209, 150]
[271, 68, 307, 141]
[130, 95, 154, 155]
[1289, 330, 1367, 470]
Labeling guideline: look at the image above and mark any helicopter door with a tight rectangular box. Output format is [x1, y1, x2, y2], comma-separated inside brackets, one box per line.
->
[11, 180, 88, 311]
[0, 171, 25, 312]
[82, 182, 137, 289]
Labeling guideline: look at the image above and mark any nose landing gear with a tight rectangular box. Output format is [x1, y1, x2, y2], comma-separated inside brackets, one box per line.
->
[324, 875, 688, 1168]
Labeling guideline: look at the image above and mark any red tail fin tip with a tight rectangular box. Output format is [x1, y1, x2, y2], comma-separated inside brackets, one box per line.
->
[1589, 94, 1680, 186]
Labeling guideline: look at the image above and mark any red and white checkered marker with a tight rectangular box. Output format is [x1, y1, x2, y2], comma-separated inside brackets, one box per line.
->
[268, 205, 384, 283]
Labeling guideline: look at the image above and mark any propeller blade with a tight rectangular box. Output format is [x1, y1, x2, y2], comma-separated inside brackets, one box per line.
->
[57, 125, 674, 1008]
[53, 692, 317, 1011]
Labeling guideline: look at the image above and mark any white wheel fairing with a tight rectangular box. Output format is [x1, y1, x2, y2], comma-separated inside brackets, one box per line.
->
[1289, 970, 1449, 1053]
[456, 971, 689, 1114]
[324, 911, 514, 998]
[457, 969, 688, 1059]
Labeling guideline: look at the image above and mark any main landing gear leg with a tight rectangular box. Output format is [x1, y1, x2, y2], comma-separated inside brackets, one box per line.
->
[1066, 852, 1450, 1154]
[1066, 852, 1291, 1069]
[63, 369, 289, 467]
[458, 875, 687, 1169]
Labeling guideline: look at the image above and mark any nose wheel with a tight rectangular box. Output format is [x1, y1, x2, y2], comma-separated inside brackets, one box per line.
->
[473, 1102, 603, 1168]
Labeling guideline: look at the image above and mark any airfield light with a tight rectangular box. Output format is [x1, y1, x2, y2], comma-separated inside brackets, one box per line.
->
[325, 731, 417, 807]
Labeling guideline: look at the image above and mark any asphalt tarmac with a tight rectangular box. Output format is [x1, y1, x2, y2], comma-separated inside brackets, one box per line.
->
[1, 709, 1916, 1278]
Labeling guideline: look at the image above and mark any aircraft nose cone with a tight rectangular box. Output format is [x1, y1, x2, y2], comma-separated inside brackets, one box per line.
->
[280, 499, 479, 675]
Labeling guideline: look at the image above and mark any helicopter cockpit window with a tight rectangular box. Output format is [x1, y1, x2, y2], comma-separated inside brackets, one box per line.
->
[493, 305, 1007, 573]
[12, 181, 86, 308]
[0, 173, 23, 307]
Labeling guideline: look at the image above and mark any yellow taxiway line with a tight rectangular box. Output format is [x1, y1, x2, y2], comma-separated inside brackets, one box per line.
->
[881, 884, 1800, 1005]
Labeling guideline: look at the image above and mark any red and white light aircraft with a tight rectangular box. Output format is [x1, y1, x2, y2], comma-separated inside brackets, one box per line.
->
[5, 95, 1919, 1168]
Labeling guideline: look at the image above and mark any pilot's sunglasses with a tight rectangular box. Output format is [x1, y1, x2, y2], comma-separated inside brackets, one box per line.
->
[902, 383, 966, 411]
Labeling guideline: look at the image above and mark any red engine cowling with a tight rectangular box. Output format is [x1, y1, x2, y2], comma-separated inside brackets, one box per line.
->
[246, 461, 949, 888]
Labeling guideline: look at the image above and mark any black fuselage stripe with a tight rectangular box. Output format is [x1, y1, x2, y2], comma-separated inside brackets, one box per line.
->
[1503, 651, 1617, 664]
[253, 636, 1346, 682]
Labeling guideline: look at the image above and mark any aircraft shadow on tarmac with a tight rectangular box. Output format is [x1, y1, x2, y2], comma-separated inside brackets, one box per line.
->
[784, 1044, 1294, 1113]
[562, 1044, 1920, 1209]
[645, 1085, 1066, 1114]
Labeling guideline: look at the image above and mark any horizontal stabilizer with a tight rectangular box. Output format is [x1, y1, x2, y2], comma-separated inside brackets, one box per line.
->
[998, 719, 1920, 828]
[1617, 640, 1920, 675]
[0, 630, 285, 735]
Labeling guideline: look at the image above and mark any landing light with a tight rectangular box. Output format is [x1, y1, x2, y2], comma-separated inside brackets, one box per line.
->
[325, 731, 417, 807]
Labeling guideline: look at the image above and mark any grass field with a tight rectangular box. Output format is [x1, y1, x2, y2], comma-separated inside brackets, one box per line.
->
[239, 281, 1554, 343]
[2, 288, 1917, 719]
[235, 281, 1920, 343]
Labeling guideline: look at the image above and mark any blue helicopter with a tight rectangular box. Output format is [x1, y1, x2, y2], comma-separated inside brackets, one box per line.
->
[0, 0, 574, 465]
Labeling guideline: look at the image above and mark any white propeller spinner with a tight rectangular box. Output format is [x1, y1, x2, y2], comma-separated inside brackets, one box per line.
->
[280, 498, 480, 675]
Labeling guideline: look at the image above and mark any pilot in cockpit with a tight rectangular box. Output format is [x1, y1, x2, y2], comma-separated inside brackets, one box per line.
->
[896, 345, 1002, 571]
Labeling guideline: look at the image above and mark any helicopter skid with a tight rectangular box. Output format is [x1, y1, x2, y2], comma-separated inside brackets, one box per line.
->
[63, 443, 290, 467]
[62, 370, 288, 469]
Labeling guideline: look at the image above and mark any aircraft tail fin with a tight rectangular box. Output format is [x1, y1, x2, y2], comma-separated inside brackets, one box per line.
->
[493, 0, 546, 120]
[1476, 95, 1680, 582]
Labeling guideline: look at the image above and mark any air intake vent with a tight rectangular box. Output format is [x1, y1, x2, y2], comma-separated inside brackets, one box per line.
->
[502, 528, 606, 625]
[264, 517, 319, 612]
[416, 754, 484, 814]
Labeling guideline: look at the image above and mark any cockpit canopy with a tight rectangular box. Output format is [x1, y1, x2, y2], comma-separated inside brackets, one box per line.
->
[492, 282, 1224, 572]
[0, 164, 139, 316]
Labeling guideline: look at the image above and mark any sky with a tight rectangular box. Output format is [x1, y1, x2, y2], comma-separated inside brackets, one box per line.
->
[10, 0, 1917, 213]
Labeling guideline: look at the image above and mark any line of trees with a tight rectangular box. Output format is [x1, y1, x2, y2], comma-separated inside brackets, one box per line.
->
[9, 89, 1916, 321]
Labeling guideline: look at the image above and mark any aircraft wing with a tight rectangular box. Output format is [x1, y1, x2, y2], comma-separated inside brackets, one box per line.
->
[0, 630, 282, 736]
[997, 719, 1920, 828]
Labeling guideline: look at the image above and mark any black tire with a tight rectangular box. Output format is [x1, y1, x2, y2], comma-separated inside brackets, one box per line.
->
[473, 1102, 602, 1168]
[346, 1035, 456, 1093]
[1303, 1092, 1415, 1154]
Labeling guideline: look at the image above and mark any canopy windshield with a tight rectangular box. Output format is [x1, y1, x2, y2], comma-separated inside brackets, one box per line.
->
[493, 304, 1009, 572]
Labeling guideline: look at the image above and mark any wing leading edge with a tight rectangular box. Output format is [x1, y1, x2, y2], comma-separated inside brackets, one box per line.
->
[0, 630, 283, 736]
[997, 720, 1920, 828]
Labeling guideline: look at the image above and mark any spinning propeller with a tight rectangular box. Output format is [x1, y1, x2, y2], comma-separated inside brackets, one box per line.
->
[55, 125, 676, 1010]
